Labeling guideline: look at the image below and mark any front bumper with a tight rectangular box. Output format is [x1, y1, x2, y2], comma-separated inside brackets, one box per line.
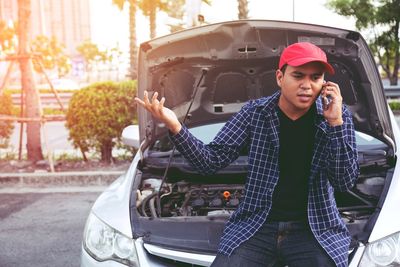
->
[81, 237, 216, 267]
[81, 245, 125, 267]
[82, 239, 368, 267]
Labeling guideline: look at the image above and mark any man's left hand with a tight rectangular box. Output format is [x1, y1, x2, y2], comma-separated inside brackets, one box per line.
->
[321, 81, 343, 126]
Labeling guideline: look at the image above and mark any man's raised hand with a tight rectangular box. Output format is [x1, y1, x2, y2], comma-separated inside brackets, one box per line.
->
[135, 91, 182, 134]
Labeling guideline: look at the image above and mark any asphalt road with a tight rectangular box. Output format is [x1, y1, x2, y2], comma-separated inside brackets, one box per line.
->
[0, 192, 100, 267]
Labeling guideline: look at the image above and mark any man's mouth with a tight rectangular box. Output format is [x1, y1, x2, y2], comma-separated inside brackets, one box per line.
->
[297, 94, 313, 102]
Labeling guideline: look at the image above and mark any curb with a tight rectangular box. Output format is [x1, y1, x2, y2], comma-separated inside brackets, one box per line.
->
[0, 171, 125, 188]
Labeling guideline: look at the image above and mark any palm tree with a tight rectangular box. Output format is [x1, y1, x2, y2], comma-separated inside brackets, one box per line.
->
[113, 0, 212, 76]
[139, 0, 169, 39]
[164, 0, 212, 32]
[112, 0, 138, 79]
[238, 0, 249, 19]
[112, 0, 169, 77]
[17, 0, 44, 161]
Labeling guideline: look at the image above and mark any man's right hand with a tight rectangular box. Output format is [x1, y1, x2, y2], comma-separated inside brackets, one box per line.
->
[134, 91, 182, 135]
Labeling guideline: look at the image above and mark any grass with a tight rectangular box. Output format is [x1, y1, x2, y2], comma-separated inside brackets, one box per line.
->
[0, 150, 92, 162]
[0, 147, 135, 162]
[54, 152, 85, 162]
[0, 150, 18, 161]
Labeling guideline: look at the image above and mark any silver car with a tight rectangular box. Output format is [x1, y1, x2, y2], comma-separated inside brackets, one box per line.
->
[81, 20, 400, 267]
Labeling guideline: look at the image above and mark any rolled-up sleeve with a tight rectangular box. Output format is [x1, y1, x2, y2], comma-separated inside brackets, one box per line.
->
[326, 107, 359, 191]
[169, 102, 253, 175]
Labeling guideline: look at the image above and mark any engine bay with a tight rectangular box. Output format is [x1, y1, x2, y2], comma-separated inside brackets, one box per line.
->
[136, 168, 388, 217]
[138, 178, 244, 218]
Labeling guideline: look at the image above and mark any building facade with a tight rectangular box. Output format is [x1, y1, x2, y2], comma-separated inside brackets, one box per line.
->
[0, 0, 91, 56]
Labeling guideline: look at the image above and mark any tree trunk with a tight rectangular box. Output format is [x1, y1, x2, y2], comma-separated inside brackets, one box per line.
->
[389, 73, 398, 85]
[100, 141, 113, 163]
[129, 0, 138, 79]
[149, 2, 156, 39]
[17, 0, 44, 162]
[390, 21, 399, 86]
[238, 0, 248, 19]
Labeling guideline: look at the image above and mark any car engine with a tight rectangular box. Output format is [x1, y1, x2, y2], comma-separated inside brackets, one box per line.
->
[137, 177, 244, 217]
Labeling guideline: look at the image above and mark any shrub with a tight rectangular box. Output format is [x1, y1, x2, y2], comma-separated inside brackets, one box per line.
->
[66, 81, 137, 162]
[0, 92, 15, 148]
[389, 101, 400, 111]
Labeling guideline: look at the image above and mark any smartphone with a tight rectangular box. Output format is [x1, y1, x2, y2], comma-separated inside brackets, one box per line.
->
[320, 82, 330, 111]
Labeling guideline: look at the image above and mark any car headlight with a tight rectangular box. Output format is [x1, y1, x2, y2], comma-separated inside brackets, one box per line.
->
[359, 232, 400, 266]
[83, 213, 139, 266]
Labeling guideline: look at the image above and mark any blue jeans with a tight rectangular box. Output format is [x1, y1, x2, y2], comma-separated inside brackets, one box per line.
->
[211, 220, 336, 267]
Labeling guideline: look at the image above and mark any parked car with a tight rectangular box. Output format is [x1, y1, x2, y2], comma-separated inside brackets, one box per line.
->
[81, 20, 400, 267]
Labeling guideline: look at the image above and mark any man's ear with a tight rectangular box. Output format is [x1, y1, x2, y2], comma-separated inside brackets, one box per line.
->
[276, 69, 283, 87]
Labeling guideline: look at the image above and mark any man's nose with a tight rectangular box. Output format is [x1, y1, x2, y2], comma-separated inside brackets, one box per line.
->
[300, 78, 312, 90]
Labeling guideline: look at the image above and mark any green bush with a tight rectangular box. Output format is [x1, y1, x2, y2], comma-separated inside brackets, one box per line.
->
[66, 81, 137, 162]
[0, 92, 15, 148]
[389, 101, 400, 111]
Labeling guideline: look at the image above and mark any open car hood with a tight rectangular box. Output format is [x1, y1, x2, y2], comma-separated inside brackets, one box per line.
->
[137, 20, 394, 151]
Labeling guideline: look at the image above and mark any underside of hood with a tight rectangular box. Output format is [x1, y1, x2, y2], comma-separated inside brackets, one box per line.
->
[137, 20, 394, 151]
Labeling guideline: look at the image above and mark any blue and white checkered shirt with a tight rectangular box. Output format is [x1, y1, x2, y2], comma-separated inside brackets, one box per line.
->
[170, 91, 359, 267]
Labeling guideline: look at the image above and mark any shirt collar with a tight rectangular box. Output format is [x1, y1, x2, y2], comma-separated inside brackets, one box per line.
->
[255, 91, 281, 116]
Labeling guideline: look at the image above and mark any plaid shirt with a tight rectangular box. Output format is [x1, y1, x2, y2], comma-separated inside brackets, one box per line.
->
[170, 91, 359, 267]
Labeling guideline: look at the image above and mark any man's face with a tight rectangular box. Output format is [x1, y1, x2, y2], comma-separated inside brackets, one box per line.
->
[276, 62, 325, 119]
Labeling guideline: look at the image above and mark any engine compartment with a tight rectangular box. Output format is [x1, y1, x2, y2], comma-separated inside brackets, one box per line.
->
[138, 178, 244, 218]
[135, 163, 391, 231]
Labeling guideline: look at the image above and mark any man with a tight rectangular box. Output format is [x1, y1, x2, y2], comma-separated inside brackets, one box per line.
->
[135, 42, 359, 267]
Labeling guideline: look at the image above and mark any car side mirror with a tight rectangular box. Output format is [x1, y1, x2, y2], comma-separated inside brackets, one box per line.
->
[122, 125, 140, 148]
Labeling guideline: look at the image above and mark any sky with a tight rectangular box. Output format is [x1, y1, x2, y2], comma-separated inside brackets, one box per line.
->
[90, 0, 356, 53]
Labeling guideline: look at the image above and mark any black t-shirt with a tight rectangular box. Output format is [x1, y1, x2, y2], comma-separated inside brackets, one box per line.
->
[268, 105, 316, 222]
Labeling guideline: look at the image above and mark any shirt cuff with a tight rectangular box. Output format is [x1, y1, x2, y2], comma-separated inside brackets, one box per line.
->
[327, 123, 347, 146]
[169, 125, 191, 147]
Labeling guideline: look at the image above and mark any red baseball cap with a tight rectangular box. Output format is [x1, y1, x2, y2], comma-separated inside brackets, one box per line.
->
[279, 42, 335, 74]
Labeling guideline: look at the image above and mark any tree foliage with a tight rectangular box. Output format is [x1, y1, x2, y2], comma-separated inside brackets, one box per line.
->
[76, 40, 110, 82]
[66, 81, 137, 163]
[0, 20, 17, 53]
[327, 0, 400, 85]
[76, 40, 107, 70]
[31, 35, 71, 77]
[139, 0, 169, 39]
[1, 21, 71, 77]
[0, 92, 14, 148]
